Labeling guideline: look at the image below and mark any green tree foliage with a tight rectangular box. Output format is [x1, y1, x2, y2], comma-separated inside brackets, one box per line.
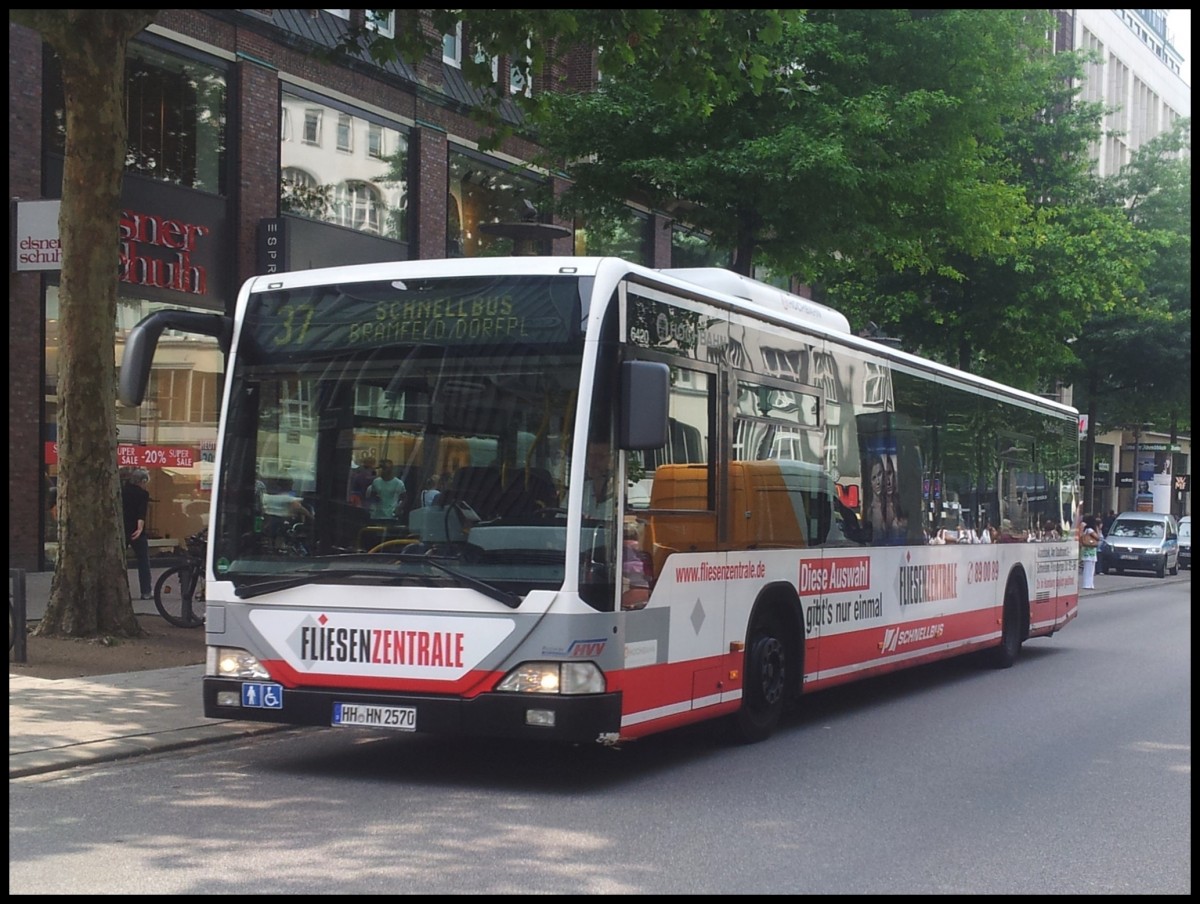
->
[337, 9, 795, 147]
[537, 9, 1057, 278]
[10, 9, 159, 637]
[1071, 121, 1192, 444]
[811, 26, 1156, 397]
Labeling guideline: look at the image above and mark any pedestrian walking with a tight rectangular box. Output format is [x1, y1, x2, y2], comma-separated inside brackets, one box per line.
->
[122, 468, 153, 599]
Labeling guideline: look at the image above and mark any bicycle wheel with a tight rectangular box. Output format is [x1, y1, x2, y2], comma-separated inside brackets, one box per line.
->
[154, 564, 206, 628]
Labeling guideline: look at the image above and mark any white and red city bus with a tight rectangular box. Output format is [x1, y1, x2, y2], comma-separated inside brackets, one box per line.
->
[120, 256, 1080, 744]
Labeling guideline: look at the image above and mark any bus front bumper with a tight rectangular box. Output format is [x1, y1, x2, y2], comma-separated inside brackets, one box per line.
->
[203, 678, 623, 744]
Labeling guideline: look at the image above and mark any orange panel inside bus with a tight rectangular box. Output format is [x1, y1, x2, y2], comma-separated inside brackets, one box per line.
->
[639, 461, 812, 577]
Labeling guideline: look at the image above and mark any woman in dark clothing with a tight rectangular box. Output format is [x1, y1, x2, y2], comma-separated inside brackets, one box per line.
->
[122, 468, 153, 599]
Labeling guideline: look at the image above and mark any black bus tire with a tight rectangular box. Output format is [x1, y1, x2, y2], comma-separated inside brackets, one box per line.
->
[734, 609, 789, 743]
[985, 578, 1024, 670]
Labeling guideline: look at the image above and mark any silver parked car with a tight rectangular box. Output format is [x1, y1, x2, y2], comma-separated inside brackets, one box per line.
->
[1098, 511, 1180, 578]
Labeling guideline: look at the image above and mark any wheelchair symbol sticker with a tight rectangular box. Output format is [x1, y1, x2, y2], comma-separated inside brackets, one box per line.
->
[242, 682, 284, 709]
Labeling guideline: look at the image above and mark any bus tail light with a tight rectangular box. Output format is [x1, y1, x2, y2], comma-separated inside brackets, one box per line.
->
[495, 661, 605, 695]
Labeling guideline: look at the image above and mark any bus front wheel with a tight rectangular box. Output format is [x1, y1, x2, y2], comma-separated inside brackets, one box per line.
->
[985, 579, 1024, 670]
[734, 610, 788, 743]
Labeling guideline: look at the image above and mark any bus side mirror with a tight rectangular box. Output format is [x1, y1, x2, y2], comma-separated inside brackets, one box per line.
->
[619, 360, 669, 450]
[119, 310, 232, 406]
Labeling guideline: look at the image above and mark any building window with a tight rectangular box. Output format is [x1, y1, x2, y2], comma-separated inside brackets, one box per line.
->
[333, 180, 385, 234]
[281, 167, 330, 220]
[280, 90, 410, 242]
[365, 10, 394, 38]
[762, 347, 803, 381]
[321, 7, 393, 37]
[45, 39, 228, 194]
[509, 38, 533, 97]
[443, 22, 463, 67]
[368, 123, 384, 159]
[474, 45, 499, 83]
[303, 109, 323, 145]
[811, 351, 839, 403]
[862, 362, 888, 407]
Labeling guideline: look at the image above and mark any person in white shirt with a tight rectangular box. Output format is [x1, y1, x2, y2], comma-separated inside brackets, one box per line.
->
[367, 459, 407, 520]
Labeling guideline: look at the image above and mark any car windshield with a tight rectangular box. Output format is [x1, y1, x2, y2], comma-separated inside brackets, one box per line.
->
[1179, 522, 1190, 541]
[1110, 520, 1165, 539]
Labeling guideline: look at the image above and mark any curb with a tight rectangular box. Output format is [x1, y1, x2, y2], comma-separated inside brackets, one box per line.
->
[10, 722, 293, 779]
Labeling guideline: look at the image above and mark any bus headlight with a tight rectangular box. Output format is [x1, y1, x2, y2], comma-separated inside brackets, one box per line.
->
[495, 661, 605, 694]
[209, 646, 270, 680]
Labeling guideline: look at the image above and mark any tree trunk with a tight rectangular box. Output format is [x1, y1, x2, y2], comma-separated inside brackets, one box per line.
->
[17, 11, 158, 637]
[730, 226, 756, 276]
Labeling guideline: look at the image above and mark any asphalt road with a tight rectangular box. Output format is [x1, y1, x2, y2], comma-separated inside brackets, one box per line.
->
[9, 571, 1190, 894]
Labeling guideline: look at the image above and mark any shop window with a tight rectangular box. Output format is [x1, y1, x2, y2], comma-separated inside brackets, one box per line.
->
[671, 226, 731, 269]
[447, 149, 551, 257]
[574, 208, 652, 265]
[44, 289, 224, 560]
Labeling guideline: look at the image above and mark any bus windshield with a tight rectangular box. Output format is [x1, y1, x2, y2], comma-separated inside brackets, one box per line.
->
[211, 274, 592, 599]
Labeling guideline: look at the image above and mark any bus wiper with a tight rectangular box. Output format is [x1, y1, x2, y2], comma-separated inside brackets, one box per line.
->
[233, 561, 521, 608]
[337, 553, 522, 609]
[419, 557, 521, 609]
[234, 567, 409, 599]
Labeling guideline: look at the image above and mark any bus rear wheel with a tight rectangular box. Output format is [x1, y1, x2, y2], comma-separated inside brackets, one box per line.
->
[734, 610, 788, 743]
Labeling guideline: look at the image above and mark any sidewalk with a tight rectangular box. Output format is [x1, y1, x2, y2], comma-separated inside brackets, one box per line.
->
[9, 566, 288, 779]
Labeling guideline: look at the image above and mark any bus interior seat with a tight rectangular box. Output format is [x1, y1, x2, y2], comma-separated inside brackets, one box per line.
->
[495, 467, 559, 516]
[445, 466, 505, 519]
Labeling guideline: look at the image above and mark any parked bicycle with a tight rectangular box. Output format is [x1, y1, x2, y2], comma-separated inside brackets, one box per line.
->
[154, 529, 207, 628]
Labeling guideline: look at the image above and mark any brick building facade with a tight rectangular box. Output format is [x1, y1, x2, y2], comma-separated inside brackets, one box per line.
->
[8, 10, 692, 571]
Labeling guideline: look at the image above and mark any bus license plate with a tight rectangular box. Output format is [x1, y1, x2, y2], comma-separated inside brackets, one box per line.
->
[332, 702, 417, 731]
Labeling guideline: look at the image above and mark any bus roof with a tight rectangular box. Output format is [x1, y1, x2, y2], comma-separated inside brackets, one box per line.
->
[239, 255, 1077, 420]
